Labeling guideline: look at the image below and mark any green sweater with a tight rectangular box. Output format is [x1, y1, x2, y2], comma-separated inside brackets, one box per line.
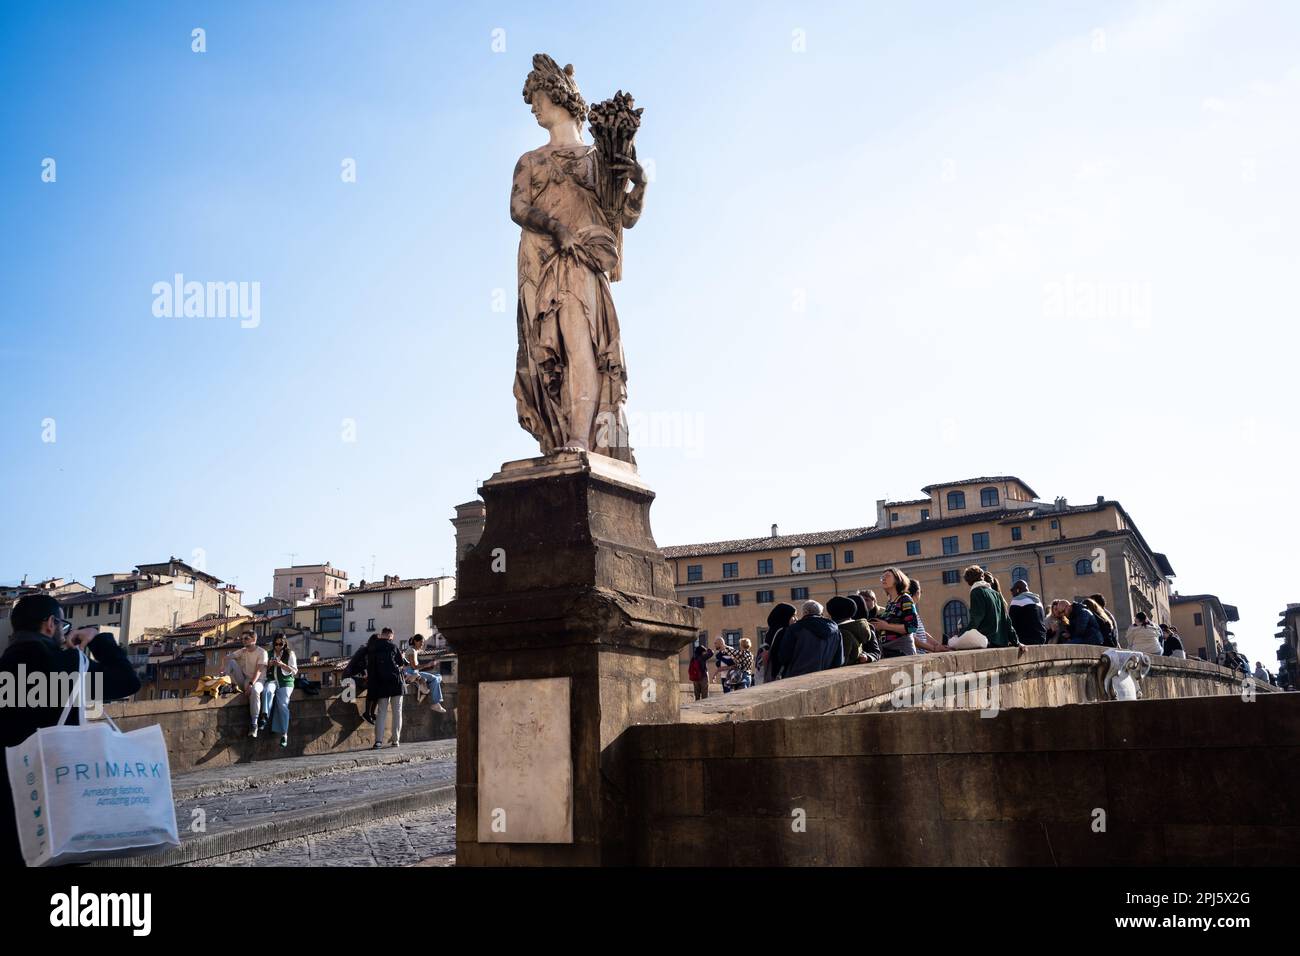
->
[968, 584, 1018, 648]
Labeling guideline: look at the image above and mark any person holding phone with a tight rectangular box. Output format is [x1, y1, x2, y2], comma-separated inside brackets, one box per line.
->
[261, 632, 298, 747]
[1, 594, 141, 866]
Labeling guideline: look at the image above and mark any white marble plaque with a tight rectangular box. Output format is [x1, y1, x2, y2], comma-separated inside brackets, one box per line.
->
[478, 676, 573, 844]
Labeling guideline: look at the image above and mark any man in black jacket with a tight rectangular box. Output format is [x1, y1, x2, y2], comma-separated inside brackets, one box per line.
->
[1, 594, 141, 866]
[1008, 580, 1047, 645]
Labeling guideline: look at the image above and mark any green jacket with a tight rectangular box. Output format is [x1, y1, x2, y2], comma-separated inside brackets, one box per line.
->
[837, 619, 882, 664]
[968, 583, 1018, 648]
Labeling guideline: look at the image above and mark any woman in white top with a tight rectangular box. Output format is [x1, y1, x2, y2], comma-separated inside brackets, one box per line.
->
[402, 635, 447, 714]
[1123, 612, 1165, 658]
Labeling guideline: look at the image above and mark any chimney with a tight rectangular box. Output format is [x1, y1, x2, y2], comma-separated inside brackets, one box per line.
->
[770, 523, 779, 538]
[876, 499, 889, 527]
[1096, 495, 1105, 505]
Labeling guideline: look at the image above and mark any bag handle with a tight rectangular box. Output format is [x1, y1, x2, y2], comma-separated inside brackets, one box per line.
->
[55, 649, 124, 733]
[57, 648, 90, 726]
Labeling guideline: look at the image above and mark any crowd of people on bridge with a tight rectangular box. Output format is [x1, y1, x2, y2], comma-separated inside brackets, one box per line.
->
[220, 626, 449, 749]
[687, 565, 1279, 698]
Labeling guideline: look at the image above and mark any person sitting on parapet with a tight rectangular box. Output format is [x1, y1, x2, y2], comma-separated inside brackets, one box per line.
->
[1008, 580, 1048, 645]
[829, 595, 874, 665]
[872, 569, 921, 657]
[1124, 612, 1164, 658]
[1047, 599, 1106, 646]
[850, 594, 884, 660]
[773, 601, 845, 678]
[403, 635, 447, 714]
[224, 630, 269, 737]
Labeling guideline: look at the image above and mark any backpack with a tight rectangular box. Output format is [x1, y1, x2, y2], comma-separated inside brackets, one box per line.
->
[688, 657, 703, 682]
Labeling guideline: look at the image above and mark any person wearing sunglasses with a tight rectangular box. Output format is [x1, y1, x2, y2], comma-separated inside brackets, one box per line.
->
[1, 593, 142, 867]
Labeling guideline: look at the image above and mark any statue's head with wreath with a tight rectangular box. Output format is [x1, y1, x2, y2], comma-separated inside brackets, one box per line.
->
[523, 53, 587, 128]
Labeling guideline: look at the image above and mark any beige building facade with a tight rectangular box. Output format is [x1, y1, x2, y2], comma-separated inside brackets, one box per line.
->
[339, 574, 455, 657]
[1169, 594, 1239, 663]
[273, 562, 349, 603]
[59, 559, 251, 646]
[0, 577, 91, 650]
[662, 476, 1178, 678]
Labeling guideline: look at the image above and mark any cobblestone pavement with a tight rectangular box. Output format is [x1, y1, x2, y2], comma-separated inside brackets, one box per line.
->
[171, 741, 456, 856]
[190, 803, 457, 867]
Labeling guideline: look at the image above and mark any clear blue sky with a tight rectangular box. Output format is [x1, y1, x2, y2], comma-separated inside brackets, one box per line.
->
[2, 1, 1297, 667]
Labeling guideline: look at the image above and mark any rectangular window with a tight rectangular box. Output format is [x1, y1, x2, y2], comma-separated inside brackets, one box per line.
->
[367, 618, 375, 631]
[815, 553, 833, 570]
[723, 630, 741, 647]
[791, 587, 809, 601]
[943, 569, 960, 585]
[686, 564, 703, 582]
[1050, 519, 1059, 529]
[942, 536, 959, 555]
[347, 598, 354, 611]
[756, 590, 774, 604]
[843, 550, 854, 564]
[906, 540, 921, 556]
[687, 596, 705, 609]
[972, 532, 990, 551]
[722, 593, 740, 607]
[722, 562, 739, 579]
[757, 559, 773, 576]
[349, 621, 356, 632]
[891, 512, 899, 522]
[1194, 612, 1203, 626]
[1044, 555, 1055, 564]
[921, 508, 930, 521]
[1011, 526, 1022, 541]
[382, 592, 393, 608]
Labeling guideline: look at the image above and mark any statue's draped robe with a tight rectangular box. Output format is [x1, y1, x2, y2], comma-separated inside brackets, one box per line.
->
[513, 145, 631, 459]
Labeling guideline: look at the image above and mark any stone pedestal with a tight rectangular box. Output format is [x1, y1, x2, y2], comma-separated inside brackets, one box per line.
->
[431, 451, 700, 865]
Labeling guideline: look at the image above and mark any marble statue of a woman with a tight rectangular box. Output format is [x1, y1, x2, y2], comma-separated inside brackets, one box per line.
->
[511, 54, 646, 462]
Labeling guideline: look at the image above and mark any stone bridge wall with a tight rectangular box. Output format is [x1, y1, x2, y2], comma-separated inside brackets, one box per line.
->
[627, 693, 1299, 866]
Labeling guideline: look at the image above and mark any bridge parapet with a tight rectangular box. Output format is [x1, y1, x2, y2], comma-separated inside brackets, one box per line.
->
[681, 645, 1272, 724]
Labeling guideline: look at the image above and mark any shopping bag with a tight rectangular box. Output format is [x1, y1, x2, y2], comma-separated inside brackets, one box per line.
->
[5, 650, 180, 866]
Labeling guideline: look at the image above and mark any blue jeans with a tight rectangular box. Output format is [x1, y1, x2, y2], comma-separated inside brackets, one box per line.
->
[259, 682, 292, 734]
[403, 667, 443, 703]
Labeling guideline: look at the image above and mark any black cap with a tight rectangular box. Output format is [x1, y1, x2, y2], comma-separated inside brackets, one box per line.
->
[11, 594, 64, 632]
[827, 595, 857, 622]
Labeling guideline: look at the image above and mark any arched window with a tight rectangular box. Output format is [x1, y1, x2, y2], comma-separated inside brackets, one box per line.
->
[980, 487, 999, 507]
[1075, 558, 1094, 576]
[1010, 566, 1030, 587]
[942, 600, 969, 637]
[947, 490, 966, 511]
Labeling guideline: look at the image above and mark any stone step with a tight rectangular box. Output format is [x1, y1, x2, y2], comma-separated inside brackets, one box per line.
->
[90, 743, 458, 867]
